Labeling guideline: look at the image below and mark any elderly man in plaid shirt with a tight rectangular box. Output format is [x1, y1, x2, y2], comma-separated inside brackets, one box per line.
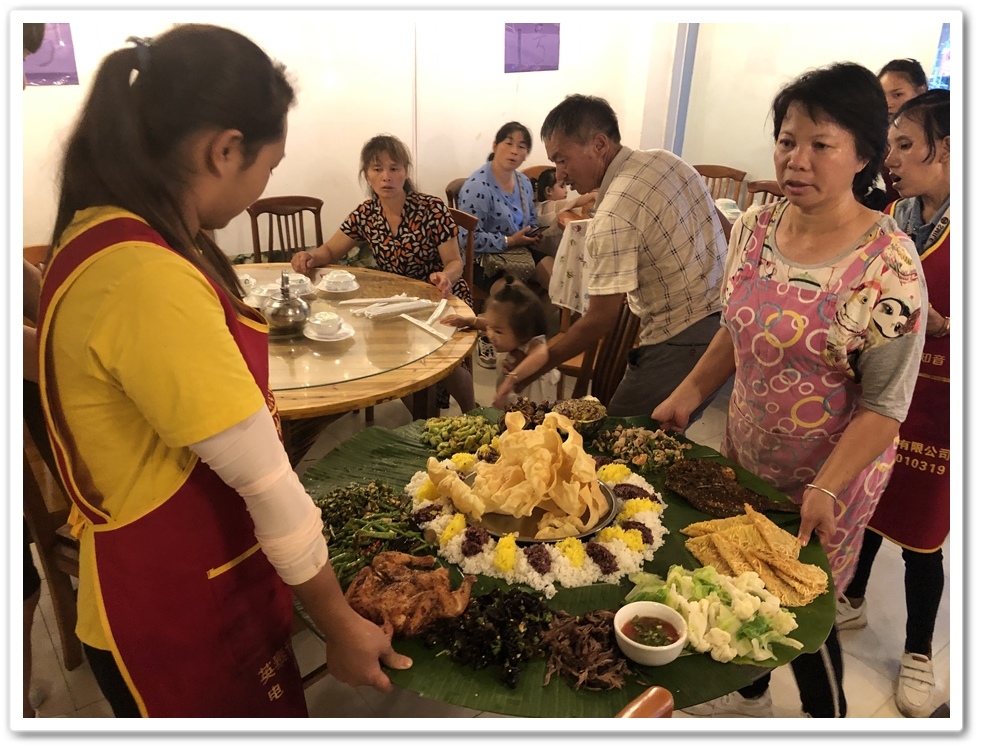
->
[496, 94, 730, 421]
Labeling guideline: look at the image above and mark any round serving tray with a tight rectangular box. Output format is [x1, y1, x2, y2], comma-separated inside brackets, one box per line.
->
[463, 472, 617, 544]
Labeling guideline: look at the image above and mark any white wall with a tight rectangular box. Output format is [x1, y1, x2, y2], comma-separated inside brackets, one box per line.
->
[415, 11, 679, 200]
[18, 10, 954, 251]
[19, 10, 681, 253]
[681, 14, 946, 187]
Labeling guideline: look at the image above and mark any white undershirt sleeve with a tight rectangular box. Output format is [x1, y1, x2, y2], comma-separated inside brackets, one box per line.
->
[188, 406, 328, 585]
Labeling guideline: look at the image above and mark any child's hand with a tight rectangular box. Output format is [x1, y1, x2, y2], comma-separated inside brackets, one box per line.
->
[440, 314, 473, 329]
[493, 376, 516, 409]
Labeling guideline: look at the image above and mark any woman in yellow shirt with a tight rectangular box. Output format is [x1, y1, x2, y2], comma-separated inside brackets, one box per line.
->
[37, 24, 409, 718]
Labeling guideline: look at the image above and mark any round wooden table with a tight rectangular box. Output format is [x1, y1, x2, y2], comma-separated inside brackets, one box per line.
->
[237, 264, 477, 464]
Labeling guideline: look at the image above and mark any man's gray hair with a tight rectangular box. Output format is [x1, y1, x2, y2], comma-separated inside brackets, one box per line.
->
[540, 94, 621, 144]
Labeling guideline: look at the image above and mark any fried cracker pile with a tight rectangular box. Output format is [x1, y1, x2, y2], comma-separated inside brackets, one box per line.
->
[682, 504, 828, 607]
[426, 411, 610, 540]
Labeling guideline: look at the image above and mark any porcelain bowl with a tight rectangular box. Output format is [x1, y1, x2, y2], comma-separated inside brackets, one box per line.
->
[308, 311, 342, 336]
[321, 269, 356, 291]
[613, 600, 687, 667]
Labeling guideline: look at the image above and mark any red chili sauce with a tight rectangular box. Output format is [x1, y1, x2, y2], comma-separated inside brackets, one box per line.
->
[622, 615, 680, 648]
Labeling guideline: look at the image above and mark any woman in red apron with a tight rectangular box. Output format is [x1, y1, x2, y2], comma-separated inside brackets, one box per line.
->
[36, 25, 408, 718]
[653, 63, 926, 718]
[839, 90, 950, 718]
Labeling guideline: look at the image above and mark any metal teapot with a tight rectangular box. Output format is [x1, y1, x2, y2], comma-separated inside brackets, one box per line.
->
[262, 271, 310, 336]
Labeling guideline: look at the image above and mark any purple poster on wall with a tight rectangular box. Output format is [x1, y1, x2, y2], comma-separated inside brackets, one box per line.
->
[504, 23, 560, 73]
[24, 23, 79, 86]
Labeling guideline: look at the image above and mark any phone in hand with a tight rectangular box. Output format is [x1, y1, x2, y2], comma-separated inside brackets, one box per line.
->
[526, 226, 542, 237]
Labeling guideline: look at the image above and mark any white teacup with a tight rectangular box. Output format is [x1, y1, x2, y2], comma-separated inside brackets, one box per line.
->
[322, 270, 356, 290]
[308, 311, 342, 336]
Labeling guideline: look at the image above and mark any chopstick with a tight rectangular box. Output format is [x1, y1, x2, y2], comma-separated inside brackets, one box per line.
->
[339, 296, 418, 306]
[425, 298, 448, 326]
[363, 300, 436, 319]
[400, 314, 449, 341]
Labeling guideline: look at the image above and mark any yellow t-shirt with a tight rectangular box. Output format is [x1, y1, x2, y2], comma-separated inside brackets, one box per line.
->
[45, 207, 267, 649]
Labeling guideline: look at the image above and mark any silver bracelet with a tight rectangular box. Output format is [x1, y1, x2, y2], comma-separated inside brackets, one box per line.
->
[804, 483, 837, 502]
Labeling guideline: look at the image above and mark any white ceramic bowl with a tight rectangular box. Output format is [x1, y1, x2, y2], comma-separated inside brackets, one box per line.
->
[613, 600, 687, 667]
[321, 270, 356, 290]
[308, 311, 342, 336]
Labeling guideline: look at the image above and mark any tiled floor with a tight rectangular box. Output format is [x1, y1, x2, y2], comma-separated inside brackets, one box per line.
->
[24, 361, 953, 723]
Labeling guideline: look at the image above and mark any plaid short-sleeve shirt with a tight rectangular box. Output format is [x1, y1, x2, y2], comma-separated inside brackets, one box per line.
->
[586, 147, 726, 345]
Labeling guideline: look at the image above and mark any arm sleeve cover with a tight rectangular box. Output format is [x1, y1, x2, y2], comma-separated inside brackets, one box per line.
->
[189, 406, 328, 585]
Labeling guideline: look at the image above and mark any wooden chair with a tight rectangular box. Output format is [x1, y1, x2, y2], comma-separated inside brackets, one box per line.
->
[246, 195, 324, 264]
[22, 422, 83, 671]
[549, 308, 600, 401]
[24, 244, 49, 268]
[694, 164, 747, 205]
[445, 178, 466, 210]
[577, 301, 641, 407]
[449, 207, 488, 315]
[745, 179, 784, 209]
[616, 686, 675, 718]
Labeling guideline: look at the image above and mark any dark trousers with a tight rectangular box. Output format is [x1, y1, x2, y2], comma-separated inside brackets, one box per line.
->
[607, 312, 726, 420]
[84, 644, 141, 717]
[845, 528, 945, 656]
[737, 626, 848, 718]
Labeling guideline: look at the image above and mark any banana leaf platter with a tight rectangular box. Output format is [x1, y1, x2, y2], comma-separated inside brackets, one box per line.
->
[299, 410, 835, 717]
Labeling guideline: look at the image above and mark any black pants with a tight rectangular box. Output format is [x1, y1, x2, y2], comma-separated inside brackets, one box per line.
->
[738, 626, 848, 718]
[84, 644, 141, 717]
[845, 528, 945, 656]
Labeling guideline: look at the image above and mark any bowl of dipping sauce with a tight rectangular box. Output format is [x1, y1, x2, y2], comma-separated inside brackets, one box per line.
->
[308, 311, 342, 336]
[614, 601, 687, 666]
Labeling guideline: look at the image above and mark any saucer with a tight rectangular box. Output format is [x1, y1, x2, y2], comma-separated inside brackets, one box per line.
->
[303, 321, 355, 342]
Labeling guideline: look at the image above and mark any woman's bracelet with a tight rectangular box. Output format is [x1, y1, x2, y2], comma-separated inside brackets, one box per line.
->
[931, 317, 950, 338]
[804, 483, 838, 502]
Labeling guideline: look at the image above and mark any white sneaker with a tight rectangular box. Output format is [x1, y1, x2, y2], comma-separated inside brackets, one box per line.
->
[681, 690, 774, 718]
[835, 596, 867, 630]
[476, 335, 496, 369]
[896, 652, 936, 717]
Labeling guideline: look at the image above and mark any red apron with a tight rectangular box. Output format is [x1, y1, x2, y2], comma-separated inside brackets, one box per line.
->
[719, 207, 897, 592]
[867, 205, 950, 551]
[37, 213, 307, 717]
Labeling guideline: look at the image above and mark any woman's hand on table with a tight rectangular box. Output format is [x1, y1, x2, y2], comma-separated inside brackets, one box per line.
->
[429, 271, 452, 298]
[323, 607, 412, 692]
[291, 251, 315, 273]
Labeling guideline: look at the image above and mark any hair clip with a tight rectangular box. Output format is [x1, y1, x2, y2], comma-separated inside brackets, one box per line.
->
[126, 36, 153, 74]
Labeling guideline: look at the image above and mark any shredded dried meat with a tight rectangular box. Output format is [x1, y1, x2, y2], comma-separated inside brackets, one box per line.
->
[585, 541, 619, 575]
[543, 610, 633, 691]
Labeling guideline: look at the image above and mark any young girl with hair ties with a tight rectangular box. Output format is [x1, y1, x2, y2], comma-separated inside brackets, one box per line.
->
[533, 167, 597, 257]
[36, 24, 409, 718]
[442, 276, 560, 406]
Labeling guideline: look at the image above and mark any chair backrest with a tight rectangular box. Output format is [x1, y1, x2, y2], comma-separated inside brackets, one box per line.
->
[521, 164, 552, 196]
[246, 195, 325, 264]
[694, 164, 747, 205]
[24, 244, 49, 268]
[586, 301, 641, 407]
[448, 207, 481, 299]
[745, 179, 784, 209]
[445, 178, 466, 210]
